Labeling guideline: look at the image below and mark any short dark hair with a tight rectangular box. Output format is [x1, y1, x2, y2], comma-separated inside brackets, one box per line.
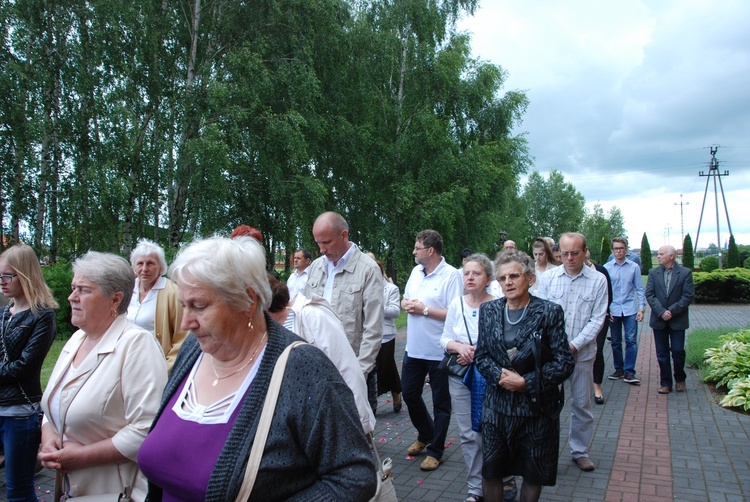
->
[611, 237, 628, 248]
[267, 273, 290, 313]
[297, 249, 312, 260]
[416, 229, 443, 255]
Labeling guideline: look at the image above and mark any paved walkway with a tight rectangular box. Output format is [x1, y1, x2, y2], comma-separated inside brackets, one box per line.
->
[3, 304, 749, 501]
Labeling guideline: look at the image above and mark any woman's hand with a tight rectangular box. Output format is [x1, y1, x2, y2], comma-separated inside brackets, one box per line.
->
[498, 368, 527, 392]
[39, 439, 89, 472]
[456, 343, 476, 365]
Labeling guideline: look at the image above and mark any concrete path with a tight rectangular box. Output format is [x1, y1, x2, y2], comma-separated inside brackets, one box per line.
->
[3, 304, 749, 501]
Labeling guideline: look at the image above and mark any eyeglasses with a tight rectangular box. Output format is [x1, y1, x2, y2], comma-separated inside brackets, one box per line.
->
[413, 246, 431, 252]
[560, 250, 583, 258]
[497, 273, 523, 282]
[0, 274, 17, 285]
[612, 247, 627, 251]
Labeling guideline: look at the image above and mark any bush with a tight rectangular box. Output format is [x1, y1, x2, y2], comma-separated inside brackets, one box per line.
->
[41, 260, 75, 339]
[640, 233, 652, 275]
[683, 234, 695, 270]
[700, 255, 720, 272]
[693, 268, 750, 304]
[727, 235, 740, 268]
[744, 256, 750, 269]
[703, 329, 750, 411]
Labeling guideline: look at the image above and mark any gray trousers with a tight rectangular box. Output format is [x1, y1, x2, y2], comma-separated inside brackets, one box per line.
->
[568, 357, 595, 459]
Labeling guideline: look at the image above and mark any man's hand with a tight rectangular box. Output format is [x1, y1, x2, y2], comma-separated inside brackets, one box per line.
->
[636, 310, 644, 322]
[661, 310, 672, 321]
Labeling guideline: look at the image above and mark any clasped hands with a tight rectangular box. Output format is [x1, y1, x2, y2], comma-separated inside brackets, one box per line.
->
[455, 343, 475, 365]
[38, 437, 87, 472]
[401, 299, 424, 315]
[498, 367, 526, 392]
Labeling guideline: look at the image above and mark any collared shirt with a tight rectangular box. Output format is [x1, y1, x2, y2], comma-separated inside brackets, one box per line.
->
[127, 276, 168, 334]
[536, 264, 607, 358]
[604, 258, 645, 316]
[403, 257, 462, 360]
[322, 243, 357, 302]
[664, 266, 674, 292]
[286, 267, 309, 302]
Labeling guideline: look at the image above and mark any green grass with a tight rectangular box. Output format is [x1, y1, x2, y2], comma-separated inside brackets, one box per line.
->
[686, 327, 736, 378]
[395, 310, 407, 330]
[41, 338, 67, 391]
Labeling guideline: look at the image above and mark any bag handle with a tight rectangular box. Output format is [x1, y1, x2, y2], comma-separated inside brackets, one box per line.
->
[234, 341, 307, 502]
[459, 297, 473, 346]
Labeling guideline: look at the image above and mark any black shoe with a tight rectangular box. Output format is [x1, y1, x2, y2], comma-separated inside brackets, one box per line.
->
[608, 371, 625, 380]
[623, 374, 640, 384]
[594, 395, 604, 405]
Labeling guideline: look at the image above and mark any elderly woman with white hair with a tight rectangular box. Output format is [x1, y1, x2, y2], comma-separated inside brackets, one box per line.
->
[138, 236, 376, 501]
[39, 252, 167, 500]
[127, 239, 187, 370]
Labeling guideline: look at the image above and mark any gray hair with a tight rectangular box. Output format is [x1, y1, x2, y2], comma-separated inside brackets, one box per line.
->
[72, 251, 135, 314]
[494, 250, 535, 278]
[169, 236, 272, 311]
[464, 253, 494, 280]
[130, 238, 168, 276]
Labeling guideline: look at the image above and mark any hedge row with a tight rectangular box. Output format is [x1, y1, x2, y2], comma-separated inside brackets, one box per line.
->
[693, 268, 750, 304]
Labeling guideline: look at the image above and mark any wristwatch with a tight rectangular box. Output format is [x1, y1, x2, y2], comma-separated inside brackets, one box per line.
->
[423, 306, 429, 316]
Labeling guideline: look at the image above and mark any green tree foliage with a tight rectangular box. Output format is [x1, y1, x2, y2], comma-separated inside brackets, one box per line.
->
[581, 202, 625, 263]
[521, 170, 585, 245]
[727, 235, 740, 268]
[640, 233, 652, 274]
[599, 237, 610, 265]
[683, 233, 695, 270]
[0, 0, 529, 284]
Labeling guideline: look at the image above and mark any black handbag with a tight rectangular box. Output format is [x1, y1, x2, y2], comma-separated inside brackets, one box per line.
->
[438, 298, 473, 378]
[531, 331, 565, 418]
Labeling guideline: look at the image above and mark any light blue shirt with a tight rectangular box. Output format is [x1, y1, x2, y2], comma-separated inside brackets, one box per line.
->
[604, 258, 645, 317]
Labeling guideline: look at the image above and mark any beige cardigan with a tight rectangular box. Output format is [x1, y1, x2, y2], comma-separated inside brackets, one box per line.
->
[41, 316, 167, 500]
[154, 279, 188, 371]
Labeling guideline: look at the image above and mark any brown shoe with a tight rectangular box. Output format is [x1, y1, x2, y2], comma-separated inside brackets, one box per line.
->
[407, 439, 431, 456]
[573, 457, 595, 471]
[675, 381, 686, 392]
[420, 455, 442, 471]
[658, 386, 672, 394]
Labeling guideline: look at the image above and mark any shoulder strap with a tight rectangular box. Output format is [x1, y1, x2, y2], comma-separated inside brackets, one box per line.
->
[234, 341, 307, 502]
[459, 298, 473, 346]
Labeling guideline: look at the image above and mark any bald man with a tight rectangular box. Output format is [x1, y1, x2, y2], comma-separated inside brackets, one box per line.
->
[645, 245, 694, 394]
[304, 211, 384, 414]
[502, 240, 518, 252]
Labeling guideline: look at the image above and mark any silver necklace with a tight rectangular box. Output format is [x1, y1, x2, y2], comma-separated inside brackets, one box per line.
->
[504, 300, 530, 326]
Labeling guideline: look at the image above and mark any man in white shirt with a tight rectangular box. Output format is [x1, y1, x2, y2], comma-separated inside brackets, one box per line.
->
[537, 232, 607, 473]
[286, 248, 311, 301]
[401, 229, 462, 471]
[303, 212, 383, 415]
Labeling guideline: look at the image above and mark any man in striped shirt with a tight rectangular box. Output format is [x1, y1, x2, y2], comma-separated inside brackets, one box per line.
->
[537, 232, 608, 472]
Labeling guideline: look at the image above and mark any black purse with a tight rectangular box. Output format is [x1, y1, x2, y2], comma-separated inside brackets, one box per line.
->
[438, 298, 473, 378]
[531, 331, 565, 418]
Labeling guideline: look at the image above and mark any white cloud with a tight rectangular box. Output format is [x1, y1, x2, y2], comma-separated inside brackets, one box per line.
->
[459, 0, 750, 244]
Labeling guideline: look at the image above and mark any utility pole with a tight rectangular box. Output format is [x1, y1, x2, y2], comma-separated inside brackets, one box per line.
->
[674, 194, 689, 248]
[695, 146, 733, 268]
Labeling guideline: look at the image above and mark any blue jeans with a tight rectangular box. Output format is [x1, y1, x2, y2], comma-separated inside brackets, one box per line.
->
[610, 314, 639, 376]
[653, 328, 686, 389]
[401, 352, 451, 459]
[0, 411, 41, 502]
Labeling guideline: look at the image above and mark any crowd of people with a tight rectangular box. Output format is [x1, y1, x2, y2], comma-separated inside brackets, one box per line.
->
[0, 217, 695, 502]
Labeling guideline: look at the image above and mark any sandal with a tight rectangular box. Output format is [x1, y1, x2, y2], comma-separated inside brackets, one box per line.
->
[466, 495, 484, 502]
[503, 476, 517, 501]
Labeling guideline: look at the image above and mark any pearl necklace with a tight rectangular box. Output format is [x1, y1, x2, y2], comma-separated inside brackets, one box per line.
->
[210, 332, 267, 387]
[504, 300, 530, 326]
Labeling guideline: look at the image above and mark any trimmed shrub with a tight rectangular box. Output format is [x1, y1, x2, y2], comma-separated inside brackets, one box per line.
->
[640, 233, 652, 275]
[693, 268, 750, 304]
[683, 234, 695, 270]
[700, 255, 719, 272]
[41, 260, 75, 339]
[727, 235, 740, 268]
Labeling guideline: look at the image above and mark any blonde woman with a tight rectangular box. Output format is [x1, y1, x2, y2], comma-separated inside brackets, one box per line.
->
[0, 244, 58, 501]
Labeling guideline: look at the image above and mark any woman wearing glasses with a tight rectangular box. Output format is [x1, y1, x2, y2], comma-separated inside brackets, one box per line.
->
[475, 251, 574, 502]
[0, 244, 58, 501]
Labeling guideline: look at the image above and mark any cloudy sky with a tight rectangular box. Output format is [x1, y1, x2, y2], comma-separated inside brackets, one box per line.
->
[458, 0, 750, 250]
